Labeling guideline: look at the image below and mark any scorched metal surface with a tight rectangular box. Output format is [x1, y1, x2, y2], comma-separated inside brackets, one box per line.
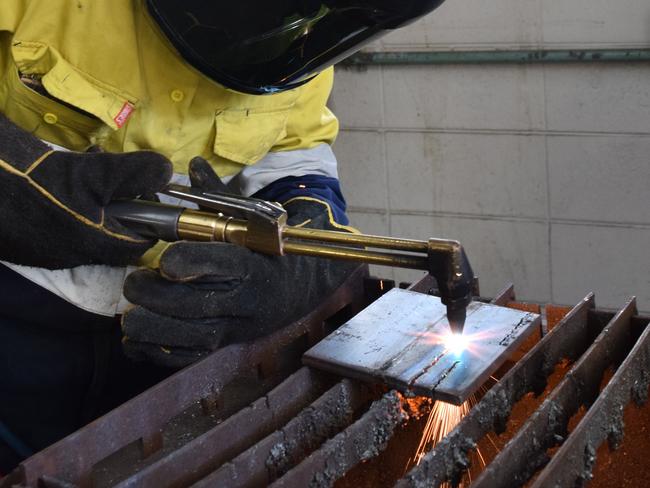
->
[303, 289, 541, 404]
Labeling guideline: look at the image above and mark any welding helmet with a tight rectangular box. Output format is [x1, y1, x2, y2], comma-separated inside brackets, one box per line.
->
[146, 0, 445, 94]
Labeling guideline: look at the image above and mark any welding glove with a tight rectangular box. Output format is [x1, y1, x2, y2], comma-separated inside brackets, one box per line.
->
[0, 114, 172, 269]
[121, 158, 358, 368]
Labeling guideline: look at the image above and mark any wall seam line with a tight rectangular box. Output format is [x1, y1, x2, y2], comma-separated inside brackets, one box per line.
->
[543, 57, 554, 303]
[379, 63, 396, 281]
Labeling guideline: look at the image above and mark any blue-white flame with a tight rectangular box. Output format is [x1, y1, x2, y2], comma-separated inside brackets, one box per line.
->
[445, 333, 470, 356]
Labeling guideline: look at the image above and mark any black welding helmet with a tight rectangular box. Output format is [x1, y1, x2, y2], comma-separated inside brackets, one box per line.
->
[146, 0, 445, 94]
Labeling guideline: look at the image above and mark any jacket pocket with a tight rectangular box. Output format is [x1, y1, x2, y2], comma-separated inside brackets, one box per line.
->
[2, 64, 105, 149]
[213, 106, 292, 165]
[3, 41, 138, 149]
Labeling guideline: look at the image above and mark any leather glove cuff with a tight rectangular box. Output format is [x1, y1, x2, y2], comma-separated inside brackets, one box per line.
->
[283, 197, 358, 233]
[0, 114, 172, 268]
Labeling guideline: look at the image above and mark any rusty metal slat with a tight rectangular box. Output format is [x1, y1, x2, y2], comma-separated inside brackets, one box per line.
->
[472, 298, 638, 488]
[406, 274, 480, 297]
[396, 294, 597, 488]
[113, 368, 329, 488]
[192, 379, 373, 488]
[490, 283, 515, 306]
[38, 476, 77, 488]
[7, 266, 368, 488]
[270, 391, 407, 488]
[16, 344, 246, 488]
[406, 274, 437, 294]
[531, 312, 650, 487]
[547, 304, 575, 330]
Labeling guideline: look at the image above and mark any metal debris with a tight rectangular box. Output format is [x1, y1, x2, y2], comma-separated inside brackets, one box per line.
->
[270, 391, 408, 488]
[191, 380, 372, 487]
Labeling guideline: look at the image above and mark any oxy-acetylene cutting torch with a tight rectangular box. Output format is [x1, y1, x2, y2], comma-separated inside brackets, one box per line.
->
[106, 185, 475, 334]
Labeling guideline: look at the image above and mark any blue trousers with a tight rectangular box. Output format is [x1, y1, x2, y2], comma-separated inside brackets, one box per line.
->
[0, 265, 170, 473]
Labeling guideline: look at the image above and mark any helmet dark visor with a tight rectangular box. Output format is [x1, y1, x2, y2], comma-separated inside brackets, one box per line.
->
[146, 0, 445, 94]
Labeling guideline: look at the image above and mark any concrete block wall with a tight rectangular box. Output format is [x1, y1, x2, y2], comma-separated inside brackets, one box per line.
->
[330, 0, 650, 311]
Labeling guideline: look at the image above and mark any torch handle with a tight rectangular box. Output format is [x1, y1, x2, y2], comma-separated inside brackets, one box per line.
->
[106, 200, 183, 242]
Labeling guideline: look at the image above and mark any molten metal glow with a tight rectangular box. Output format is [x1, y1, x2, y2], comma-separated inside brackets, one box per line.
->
[409, 320, 502, 359]
[409, 396, 476, 467]
[406, 394, 488, 488]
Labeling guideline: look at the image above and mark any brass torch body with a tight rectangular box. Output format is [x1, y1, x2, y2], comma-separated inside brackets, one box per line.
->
[176, 209, 431, 269]
[177, 210, 249, 247]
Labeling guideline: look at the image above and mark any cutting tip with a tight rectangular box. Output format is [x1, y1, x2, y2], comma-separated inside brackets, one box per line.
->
[447, 307, 467, 336]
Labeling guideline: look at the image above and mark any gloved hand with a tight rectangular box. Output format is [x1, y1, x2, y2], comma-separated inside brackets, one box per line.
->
[121, 158, 358, 368]
[0, 114, 172, 269]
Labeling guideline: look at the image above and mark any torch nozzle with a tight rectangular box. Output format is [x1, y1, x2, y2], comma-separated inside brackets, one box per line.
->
[447, 306, 467, 336]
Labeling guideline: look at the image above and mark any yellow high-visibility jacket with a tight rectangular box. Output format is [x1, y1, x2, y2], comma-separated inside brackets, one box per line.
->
[0, 0, 339, 177]
[0, 0, 341, 316]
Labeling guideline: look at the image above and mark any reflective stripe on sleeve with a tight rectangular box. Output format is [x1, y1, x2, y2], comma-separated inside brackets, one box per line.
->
[228, 143, 338, 197]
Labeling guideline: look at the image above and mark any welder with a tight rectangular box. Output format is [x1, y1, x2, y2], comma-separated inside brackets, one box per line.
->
[0, 0, 446, 471]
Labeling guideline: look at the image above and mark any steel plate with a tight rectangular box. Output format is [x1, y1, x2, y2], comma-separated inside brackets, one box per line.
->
[303, 288, 541, 404]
